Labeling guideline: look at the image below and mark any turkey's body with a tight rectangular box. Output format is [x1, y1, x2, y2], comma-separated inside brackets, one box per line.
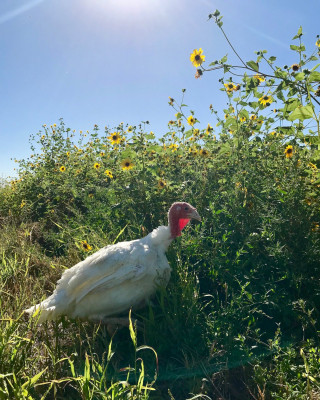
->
[25, 226, 172, 323]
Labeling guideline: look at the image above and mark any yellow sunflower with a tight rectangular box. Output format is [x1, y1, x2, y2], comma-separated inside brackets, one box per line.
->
[284, 145, 293, 158]
[187, 115, 196, 126]
[60, 165, 66, 172]
[104, 169, 113, 178]
[206, 124, 213, 134]
[259, 95, 273, 107]
[121, 158, 134, 170]
[291, 64, 300, 71]
[224, 82, 237, 93]
[308, 162, 317, 170]
[199, 148, 210, 158]
[189, 147, 198, 156]
[190, 48, 205, 67]
[81, 240, 92, 252]
[169, 143, 178, 152]
[157, 179, 167, 189]
[94, 163, 101, 169]
[316, 39, 320, 48]
[254, 74, 265, 83]
[108, 132, 122, 145]
[250, 115, 257, 121]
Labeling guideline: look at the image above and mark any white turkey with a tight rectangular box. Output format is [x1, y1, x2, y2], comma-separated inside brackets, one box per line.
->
[24, 202, 201, 324]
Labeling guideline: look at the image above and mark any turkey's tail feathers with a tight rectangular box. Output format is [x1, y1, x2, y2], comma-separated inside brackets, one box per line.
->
[24, 296, 59, 323]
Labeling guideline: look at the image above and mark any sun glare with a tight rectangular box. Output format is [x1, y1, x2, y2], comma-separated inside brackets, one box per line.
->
[89, 0, 162, 19]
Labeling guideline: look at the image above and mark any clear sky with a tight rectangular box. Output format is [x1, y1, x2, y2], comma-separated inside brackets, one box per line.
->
[1, 0, 319, 179]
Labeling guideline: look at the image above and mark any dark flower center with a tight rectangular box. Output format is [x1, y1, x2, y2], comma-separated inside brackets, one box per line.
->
[195, 55, 200, 61]
[125, 162, 130, 167]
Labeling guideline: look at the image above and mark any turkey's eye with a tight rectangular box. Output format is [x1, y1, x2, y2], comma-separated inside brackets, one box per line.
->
[184, 206, 189, 211]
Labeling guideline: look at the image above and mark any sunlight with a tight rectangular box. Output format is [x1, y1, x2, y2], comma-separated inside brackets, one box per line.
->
[89, 0, 163, 19]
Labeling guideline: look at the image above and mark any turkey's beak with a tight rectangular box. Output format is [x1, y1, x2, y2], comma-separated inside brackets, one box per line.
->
[189, 208, 201, 222]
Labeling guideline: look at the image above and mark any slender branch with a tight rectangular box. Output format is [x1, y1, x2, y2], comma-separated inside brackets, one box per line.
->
[215, 17, 247, 68]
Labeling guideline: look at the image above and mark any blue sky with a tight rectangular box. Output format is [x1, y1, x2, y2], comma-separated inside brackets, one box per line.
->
[1, 0, 319, 179]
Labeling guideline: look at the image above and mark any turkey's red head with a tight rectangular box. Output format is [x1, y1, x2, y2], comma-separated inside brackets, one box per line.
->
[168, 202, 201, 238]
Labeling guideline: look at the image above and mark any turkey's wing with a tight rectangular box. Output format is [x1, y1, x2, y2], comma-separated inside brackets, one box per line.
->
[57, 240, 153, 304]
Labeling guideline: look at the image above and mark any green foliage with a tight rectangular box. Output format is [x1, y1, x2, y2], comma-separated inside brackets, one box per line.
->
[1, 12, 320, 400]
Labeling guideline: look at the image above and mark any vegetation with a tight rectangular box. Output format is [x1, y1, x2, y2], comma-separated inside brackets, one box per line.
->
[1, 11, 320, 399]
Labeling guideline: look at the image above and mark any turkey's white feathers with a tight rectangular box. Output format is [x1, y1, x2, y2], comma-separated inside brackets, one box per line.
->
[25, 226, 173, 322]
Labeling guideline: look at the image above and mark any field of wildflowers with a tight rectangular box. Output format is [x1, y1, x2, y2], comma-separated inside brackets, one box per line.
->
[0, 11, 320, 399]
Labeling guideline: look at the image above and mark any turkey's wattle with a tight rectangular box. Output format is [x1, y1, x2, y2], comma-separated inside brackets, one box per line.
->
[24, 202, 201, 323]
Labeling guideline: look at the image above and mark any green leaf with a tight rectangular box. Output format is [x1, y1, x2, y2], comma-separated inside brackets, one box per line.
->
[128, 309, 137, 348]
[84, 354, 90, 381]
[68, 358, 76, 378]
[290, 44, 306, 52]
[184, 129, 193, 139]
[22, 368, 48, 389]
[309, 71, 320, 82]
[292, 26, 303, 40]
[310, 63, 320, 72]
[276, 91, 285, 102]
[224, 117, 237, 129]
[274, 69, 288, 79]
[223, 64, 230, 73]
[220, 54, 228, 63]
[306, 136, 320, 145]
[246, 61, 259, 72]
[269, 56, 277, 63]
[284, 98, 301, 112]
[287, 105, 314, 121]
[294, 72, 305, 81]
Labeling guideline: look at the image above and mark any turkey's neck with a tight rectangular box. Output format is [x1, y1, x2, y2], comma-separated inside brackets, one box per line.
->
[168, 213, 190, 238]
